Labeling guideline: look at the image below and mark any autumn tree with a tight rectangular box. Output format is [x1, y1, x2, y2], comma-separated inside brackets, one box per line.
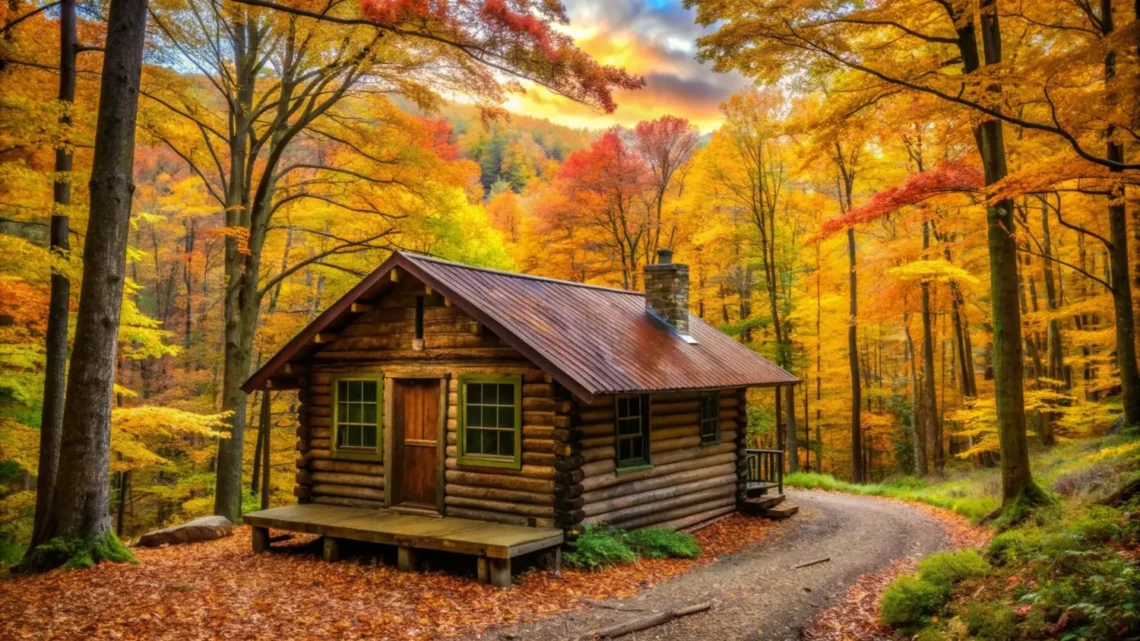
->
[18, 0, 149, 573]
[146, 0, 640, 521]
[686, 0, 1057, 506]
[633, 115, 698, 261]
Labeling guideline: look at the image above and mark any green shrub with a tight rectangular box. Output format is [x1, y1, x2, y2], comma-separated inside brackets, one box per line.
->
[961, 600, 1017, 641]
[564, 527, 635, 570]
[624, 527, 700, 559]
[916, 550, 990, 595]
[880, 575, 945, 629]
[1070, 505, 1128, 544]
[912, 627, 950, 641]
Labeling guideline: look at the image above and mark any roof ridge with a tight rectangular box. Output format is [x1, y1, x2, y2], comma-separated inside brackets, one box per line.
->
[401, 252, 645, 296]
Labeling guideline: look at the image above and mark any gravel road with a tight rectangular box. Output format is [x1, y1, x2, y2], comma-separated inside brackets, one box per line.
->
[465, 490, 949, 641]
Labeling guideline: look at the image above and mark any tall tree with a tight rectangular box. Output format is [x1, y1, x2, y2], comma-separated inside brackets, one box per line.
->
[18, 0, 149, 572]
[686, 0, 1047, 505]
[29, 0, 75, 548]
[632, 115, 698, 260]
[148, 0, 640, 521]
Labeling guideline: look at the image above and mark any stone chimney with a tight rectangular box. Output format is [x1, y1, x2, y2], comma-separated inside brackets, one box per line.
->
[644, 248, 690, 335]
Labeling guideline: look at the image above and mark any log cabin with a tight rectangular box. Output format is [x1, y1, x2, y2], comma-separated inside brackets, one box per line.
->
[241, 249, 798, 586]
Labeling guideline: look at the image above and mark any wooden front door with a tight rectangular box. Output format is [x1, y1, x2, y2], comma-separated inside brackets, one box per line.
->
[391, 378, 441, 510]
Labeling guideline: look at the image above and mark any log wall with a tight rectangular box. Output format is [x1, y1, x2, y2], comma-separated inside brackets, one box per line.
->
[577, 389, 746, 531]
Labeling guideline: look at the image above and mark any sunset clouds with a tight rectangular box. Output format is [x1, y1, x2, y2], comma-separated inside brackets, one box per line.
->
[503, 0, 749, 132]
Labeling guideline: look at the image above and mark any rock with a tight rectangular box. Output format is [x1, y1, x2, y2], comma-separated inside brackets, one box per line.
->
[137, 516, 234, 547]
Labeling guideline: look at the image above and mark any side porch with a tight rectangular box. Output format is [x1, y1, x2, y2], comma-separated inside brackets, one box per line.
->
[244, 504, 563, 588]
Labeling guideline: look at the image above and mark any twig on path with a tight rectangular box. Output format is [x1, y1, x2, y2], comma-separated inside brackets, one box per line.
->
[578, 602, 712, 640]
[794, 557, 831, 569]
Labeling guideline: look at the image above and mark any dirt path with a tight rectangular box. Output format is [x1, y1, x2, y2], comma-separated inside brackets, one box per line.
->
[464, 490, 948, 641]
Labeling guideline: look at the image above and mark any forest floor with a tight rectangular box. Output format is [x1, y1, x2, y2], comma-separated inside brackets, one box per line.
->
[0, 508, 783, 641]
[463, 490, 975, 641]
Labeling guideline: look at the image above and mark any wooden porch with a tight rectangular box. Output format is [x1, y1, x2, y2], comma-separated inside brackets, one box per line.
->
[244, 504, 563, 588]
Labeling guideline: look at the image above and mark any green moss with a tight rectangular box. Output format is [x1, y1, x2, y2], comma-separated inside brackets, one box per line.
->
[994, 480, 1056, 528]
[961, 600, 1017, 641]
[13, 531, 136, 574]
[915, 550, 990, 595]
[880, 575, 945, 629]
[623, 527, 700, 560]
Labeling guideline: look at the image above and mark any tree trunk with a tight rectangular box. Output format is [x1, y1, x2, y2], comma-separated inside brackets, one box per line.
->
[847, 226, 863, 483]
[904, 317, 926, 476]
[214, 14, 259, 522]
[1102, 0, 1140, 426]
[785, 384, 797, 472]
[260, 390, 271, 510]
[921, 220, 942, 474]
[30, 0, 76, 549]
[20, 0, 148, 572]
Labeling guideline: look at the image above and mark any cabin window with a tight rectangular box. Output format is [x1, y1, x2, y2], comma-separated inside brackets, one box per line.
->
[699, 392, 720, 444]
[458, 374, 522, 469]
[615, 394, 651, 469]
[332, 376, 383, 460]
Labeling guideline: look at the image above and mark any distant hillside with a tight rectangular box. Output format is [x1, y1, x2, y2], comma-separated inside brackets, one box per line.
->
[395, 98, 597, 196]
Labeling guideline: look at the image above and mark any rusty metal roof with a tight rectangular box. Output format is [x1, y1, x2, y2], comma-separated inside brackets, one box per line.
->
[244, 252, 799, 400]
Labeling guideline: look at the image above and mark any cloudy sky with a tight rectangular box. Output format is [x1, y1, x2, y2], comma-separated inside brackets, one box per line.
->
[503, 0, 750, 133]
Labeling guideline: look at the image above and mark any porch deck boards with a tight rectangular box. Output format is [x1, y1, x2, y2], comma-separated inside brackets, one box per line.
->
[243, 504, 563, 560]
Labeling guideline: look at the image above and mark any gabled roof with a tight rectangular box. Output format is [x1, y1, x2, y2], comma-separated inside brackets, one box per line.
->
[243, 252, 799, 401]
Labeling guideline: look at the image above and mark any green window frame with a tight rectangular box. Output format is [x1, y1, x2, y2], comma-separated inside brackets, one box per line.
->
[458, 374, 522, 469]
[699, 392, 720, 445]
[615, 394, 651, 470]
[331, 375, 383, 461]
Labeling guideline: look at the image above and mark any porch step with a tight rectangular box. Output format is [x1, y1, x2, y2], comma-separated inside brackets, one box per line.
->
[740, 493, 785, 514]
[764, 503, 799, 520]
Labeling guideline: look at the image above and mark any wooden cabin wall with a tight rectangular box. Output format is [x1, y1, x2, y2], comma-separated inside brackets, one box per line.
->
[292, 278, 553, 514]
[576, 388, 747, 531]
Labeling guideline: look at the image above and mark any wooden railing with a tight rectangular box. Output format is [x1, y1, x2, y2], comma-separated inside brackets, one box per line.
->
[745, 449, 784, 495]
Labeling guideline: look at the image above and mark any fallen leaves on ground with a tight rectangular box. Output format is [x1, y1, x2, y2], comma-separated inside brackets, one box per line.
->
[803, 498, 991, 641]
[0, 515, 774, 641]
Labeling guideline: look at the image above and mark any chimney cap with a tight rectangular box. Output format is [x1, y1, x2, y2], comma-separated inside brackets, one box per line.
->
[657, 248, 673, 265]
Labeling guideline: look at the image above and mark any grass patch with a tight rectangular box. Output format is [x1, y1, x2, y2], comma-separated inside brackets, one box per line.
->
[785, 471, 999, 522]
[873, 430, 1140, 641]
[564, 526, 702, 570]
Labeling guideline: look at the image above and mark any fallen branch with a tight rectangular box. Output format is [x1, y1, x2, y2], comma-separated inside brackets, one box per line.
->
[794, 557, 831, 570]
[578, 602, 712, 640]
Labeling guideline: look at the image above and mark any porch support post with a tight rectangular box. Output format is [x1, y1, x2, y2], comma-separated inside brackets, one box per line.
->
[488, 557, 511, 588]
[252, 526, 269, 553]
[477, 557, 489, 584]
[322, 536, 342, 562]
[397, 546, 418, 572]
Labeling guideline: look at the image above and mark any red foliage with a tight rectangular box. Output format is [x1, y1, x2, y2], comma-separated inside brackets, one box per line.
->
[416, 116, 460, 161]
[814, 160, 985, 241]
[358, 0, 643, 113]
[0, 516, 774, 640]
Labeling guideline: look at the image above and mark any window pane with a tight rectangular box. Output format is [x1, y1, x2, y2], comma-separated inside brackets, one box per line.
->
[363, 381, 377, 402]
[484, 430, 499, 456]
[363, 404, 377, 425]
[499, 430, 514, 456]
[498, 384, 512, 404]
[338, 381, 349, 400]
[348, 404, 361, 424]
[498, 406, 513, 428]
[469, 383, 482, 404]
[362, 426, 376, 448]
[618, 397, 628, 416]
[467, 429, 482, 455]
[468, 404, 482, 427]
[484, 384, 498, 404]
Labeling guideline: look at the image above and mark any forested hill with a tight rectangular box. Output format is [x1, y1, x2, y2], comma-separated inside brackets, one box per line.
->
[394, 98, 597, 196]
